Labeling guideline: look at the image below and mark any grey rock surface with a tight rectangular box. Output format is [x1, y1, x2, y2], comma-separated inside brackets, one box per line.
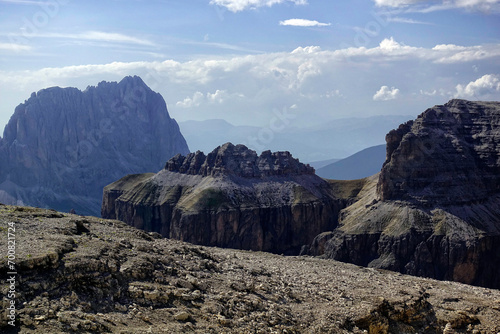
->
[2, 204, 500, 333]
[0, 76, 189, 215]
[378, 99, 500, 205]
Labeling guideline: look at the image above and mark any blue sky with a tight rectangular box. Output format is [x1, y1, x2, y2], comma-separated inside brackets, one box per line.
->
[1, 0, 499, 133]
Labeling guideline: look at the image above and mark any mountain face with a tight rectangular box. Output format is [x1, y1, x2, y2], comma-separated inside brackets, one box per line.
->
[102, 143, 345, 255]
[0, 76, 189, 215]
[307, 99, 500, 289]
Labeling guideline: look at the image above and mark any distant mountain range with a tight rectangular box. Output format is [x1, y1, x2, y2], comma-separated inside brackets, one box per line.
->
[315, 144, 386, 180]
[179, 115, 412, 163]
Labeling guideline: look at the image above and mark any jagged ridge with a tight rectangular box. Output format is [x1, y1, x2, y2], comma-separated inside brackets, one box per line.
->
[165, 142, 315, 177]
[102, 143, 341, 255]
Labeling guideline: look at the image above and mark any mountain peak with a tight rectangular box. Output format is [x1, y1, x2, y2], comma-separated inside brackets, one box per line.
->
[0, 77, 189, 215]
[165, 142, 315, 178]
[378, 99, 500, 205]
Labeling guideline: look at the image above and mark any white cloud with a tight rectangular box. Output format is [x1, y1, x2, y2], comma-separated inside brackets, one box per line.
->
[209, 0, 307, 12]
[291, 46, 321, 54]
[176, 90, 243, 108]
[279, 19, 331, 27]
[0, 42, 32, 52]
[3, 31, 155, 46]
[207, 89, 228, 103]
[454, 74, 500, 98]
[79, 31, 155, 46]
[176, 91, 205, 108]
[420, 89, 438, 96]
[432, 44, 500, 63]
[373, 86, 400, 100]
[388, 16, 433, 24]
[1, 38, 499, 130]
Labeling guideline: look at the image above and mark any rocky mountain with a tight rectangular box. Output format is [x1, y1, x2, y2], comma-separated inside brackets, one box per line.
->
[102, 143, 347, 255]
[2, 204, 500, 333]
[101, 99, 500, 290]
[0, 76, 189, 215]
[307, 99, 500, 289]
[315, 144, 386, 180]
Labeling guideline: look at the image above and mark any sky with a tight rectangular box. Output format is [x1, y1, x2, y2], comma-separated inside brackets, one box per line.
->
[0, 0, 500, 136]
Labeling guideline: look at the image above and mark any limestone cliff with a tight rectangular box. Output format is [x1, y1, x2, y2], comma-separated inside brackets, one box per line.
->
[308, 100, 500, 289]
[102, 143, 344, 255]
[0, 76, 189, 215]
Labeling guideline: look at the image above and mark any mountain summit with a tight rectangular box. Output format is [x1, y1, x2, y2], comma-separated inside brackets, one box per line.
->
[0, 76, 189, 215]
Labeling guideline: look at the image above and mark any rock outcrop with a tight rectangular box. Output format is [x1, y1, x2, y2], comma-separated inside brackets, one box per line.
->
[0, 76, 189, 215]
[2, 204, 500, 333]
[102, 143, 343, 255]
[308, 100, 500, 289]
[378, 99, 500, 205]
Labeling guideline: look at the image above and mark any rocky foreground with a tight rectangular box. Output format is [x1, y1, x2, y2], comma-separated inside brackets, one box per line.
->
[1, 205, 500, 333]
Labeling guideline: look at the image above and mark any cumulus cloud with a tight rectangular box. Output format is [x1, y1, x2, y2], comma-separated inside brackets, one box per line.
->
[373, 86, 400, 100]
[176, 91, 205, 108]
[176, 90, 243, 108]
[209, 0, 307, 12]
[279, 19, 331, 27]
[1, 38, 499, 129]
[454, 74, 500, 98]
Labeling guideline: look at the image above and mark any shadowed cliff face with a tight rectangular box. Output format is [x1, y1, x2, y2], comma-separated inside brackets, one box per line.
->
[102, 143, 345, 255]
[378, 99, 500, 205]
[309, 100, 500, 289]
[0, 76, 189, 215]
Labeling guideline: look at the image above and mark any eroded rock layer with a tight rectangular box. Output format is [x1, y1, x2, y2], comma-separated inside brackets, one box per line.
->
[102, 143, 342, 255]
[378, 99, 500, 205]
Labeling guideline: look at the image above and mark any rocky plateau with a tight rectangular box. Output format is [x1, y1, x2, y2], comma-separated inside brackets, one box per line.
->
[2, 204, 500, 333]
[102, 143, 347, 255]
